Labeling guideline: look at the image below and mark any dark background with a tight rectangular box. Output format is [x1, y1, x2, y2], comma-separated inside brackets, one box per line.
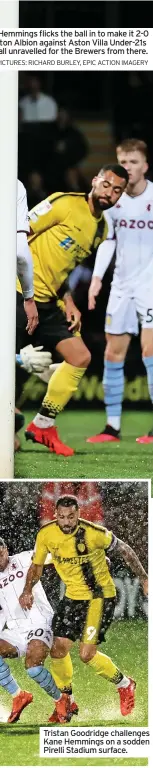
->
[18, 1, 153, 407]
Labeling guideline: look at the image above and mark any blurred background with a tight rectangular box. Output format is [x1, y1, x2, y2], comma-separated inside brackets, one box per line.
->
[0, 480, 148, 619]
[17, 1, 153, 410]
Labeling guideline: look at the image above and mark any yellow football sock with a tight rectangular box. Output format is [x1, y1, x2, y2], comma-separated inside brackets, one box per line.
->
[88, 651, 121, 683]
[41, 361, 86, 418]
[50, 654, 73, 691]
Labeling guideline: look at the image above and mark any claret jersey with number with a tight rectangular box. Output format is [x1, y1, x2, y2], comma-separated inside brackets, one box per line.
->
[104, 180, 153, 291]
[0, 551, 53, 631]
[33, 518, 117, 600]
[17, 192, 108, 302]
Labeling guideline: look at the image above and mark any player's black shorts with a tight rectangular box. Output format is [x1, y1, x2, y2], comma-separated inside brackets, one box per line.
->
[52, 595, 116, 645]
[16, 293, 74, 354]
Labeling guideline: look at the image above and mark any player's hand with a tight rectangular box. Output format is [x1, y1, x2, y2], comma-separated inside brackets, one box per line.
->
[20, 344, 52, 374]
[142, 577, 148, 597]
[88, 277, 102, 310]
[64, 295, 81, 331]
[24, 298, 39, 335]
[19, 590, 34, 610]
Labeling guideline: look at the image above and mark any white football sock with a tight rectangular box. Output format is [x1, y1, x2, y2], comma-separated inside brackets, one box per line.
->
[107, 417, 120, 431]
[12, 687, 21, 697]
[117, 676, 130, 689]
[33, 414, 55, 428]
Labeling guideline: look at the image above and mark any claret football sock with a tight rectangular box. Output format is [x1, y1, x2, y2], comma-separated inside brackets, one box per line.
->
[103, 359, 124, 428]
[50, 654, 73, 691]
[40, 361, 86, 418]
[0, 655, 20, 696]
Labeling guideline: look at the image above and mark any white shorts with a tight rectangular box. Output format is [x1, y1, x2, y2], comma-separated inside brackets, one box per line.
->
[0, 621, 53, 658]
[105, 284, 153, 335]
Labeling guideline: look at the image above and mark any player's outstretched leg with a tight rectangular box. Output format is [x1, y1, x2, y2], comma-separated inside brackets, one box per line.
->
[26, 634, 72, 725]
[0, 654, 32, 724]
[86, 333, 130, 444]
[8, 690, 33, 723]
[25, 338, 91, 456]
[80, 648, 136, 716]
[49, 653, 79, 722]
[87, 360, 124, 443]
[136, 351, 153, 442]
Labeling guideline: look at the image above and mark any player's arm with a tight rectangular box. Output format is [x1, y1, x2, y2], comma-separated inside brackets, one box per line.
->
[19, 564, 43, 610]
[19, 531, 49, 610]
[63, 290, 81, 331]
[88, 210, 116, 310]
[17, 232, 39, 335]
[112, 538, 148, 596]
[17, 181, 38, 334]
[29, 195, 64, 237]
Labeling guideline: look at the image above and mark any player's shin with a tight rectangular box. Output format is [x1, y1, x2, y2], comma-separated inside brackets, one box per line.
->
[0, 655, 21, 696]
[142, 355, 153, 403]
[50, 653, 73, 692]
[38, 361, 86, 421]
[103, 359, 124, 431]
[50, 653, 77, 711]
[27, 665, 61, 700]
[87, 650, 123, 680]
[87, 652, 135, 714]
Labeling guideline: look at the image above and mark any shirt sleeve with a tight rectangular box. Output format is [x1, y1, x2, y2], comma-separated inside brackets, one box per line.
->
[94, 526, 117, 552]
[32, 530, 50, 566]
[17, 180, 30, 233]
[17, 551, 33, 568]
[29, 195, 64, 238]
[0, 607, 6, 632]
[92, 210, 116, 279]
[17, 231, 34, 299]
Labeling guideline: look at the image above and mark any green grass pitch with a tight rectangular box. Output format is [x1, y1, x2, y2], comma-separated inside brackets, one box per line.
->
[0, 620, 148, 766]
[15, 410, 153, 483]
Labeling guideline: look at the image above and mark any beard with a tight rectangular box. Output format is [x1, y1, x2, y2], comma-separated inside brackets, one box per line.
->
[58, 523, 77, 534]
[91, 190, 114, 211]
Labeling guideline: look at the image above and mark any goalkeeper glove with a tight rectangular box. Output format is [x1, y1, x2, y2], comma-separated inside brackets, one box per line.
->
[16, 344, 52, 374]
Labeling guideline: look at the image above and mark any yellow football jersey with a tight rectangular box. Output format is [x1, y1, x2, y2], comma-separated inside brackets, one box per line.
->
[17, 192, 108, 302]
[33, 518, 116, 600]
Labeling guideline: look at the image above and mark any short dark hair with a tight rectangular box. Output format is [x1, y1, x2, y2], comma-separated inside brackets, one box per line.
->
[0, 537, 6, 548]
[56, 495, 79, 511]
[99, 164, 129, 184]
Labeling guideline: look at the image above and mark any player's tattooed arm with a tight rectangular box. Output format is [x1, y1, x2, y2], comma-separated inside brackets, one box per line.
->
[19, 564, 43, 610]
[113, 538, 148, 596]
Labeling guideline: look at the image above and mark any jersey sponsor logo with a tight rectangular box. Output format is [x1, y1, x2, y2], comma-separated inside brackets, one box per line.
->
[114, 218, 153, 229]
[30, 200, 52, 221]
[0, 570, 24, 588]
[53, 553, 90, 565]
[59, 236, 75, 250]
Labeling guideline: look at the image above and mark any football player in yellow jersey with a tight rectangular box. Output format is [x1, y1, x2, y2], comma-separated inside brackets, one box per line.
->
[20, 495, 148, 722]
[16, 164, 128, 456]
